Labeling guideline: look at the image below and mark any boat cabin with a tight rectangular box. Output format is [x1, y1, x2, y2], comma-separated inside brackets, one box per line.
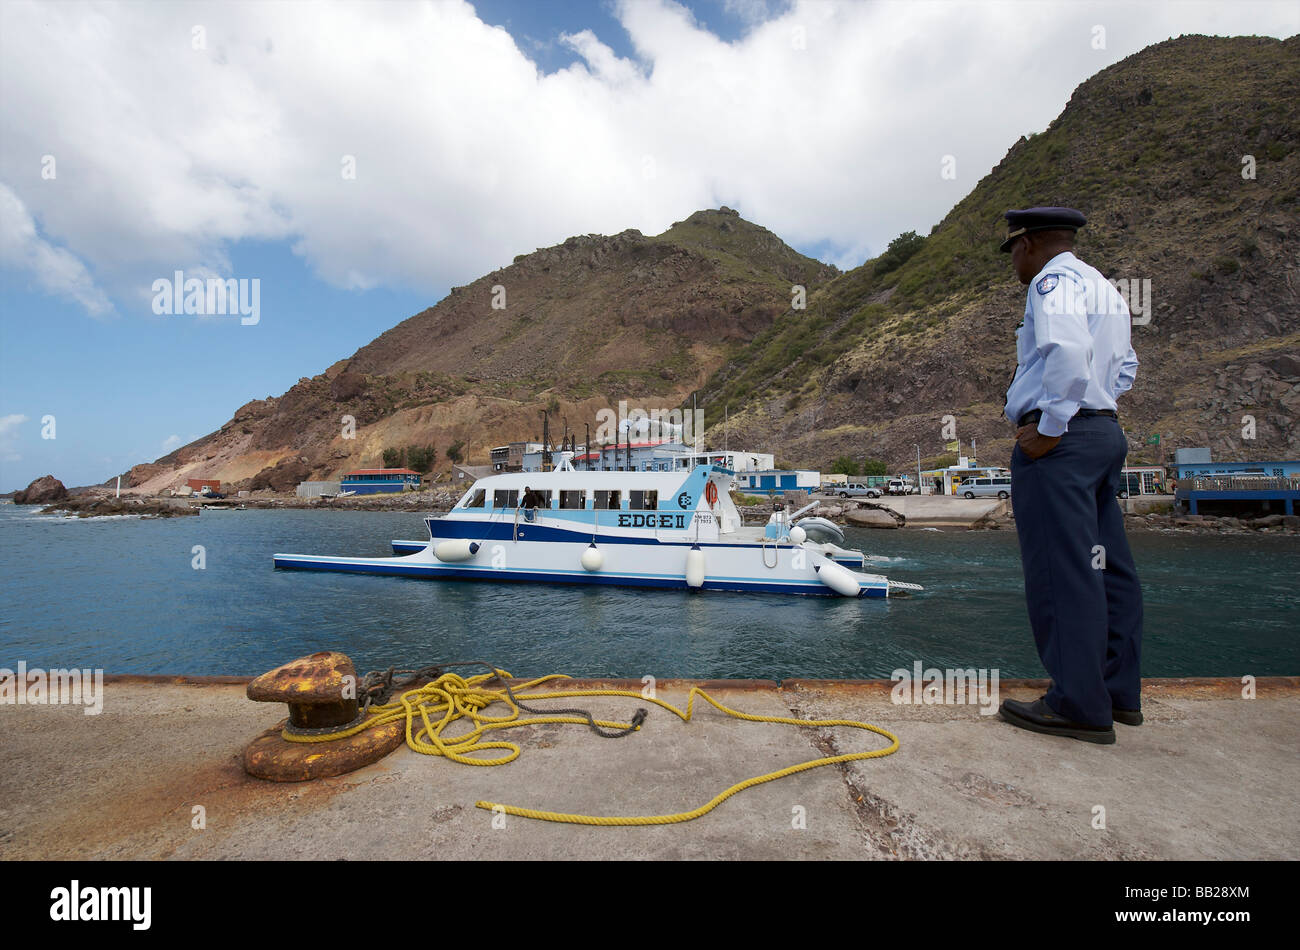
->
[450, 463, 740, 539]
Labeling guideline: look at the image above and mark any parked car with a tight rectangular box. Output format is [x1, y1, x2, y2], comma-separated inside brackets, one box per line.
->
[1117, 472, 1142, 498]
[960, 476, 1011, 499]
[837, 482, 882, 498]
[886, 478, 917, 495]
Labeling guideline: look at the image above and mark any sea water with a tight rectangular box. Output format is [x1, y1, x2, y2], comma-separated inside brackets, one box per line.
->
[0, 506, 1295, 679]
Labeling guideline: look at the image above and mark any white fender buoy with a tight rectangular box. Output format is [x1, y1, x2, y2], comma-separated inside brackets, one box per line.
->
[685, 544, 706, 589]
[814, 558, 861, 597]
[581, 543, 603, 572]
[433, 539, 480, 563]
[788, 525, 807, 544]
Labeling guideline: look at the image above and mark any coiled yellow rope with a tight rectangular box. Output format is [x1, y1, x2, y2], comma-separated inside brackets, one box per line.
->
[282, 668, 899, 826]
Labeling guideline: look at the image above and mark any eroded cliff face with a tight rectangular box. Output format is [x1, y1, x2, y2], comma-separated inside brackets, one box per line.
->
[121, 209, 838, 492]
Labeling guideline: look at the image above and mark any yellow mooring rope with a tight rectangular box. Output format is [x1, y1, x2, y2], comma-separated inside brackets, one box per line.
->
[281, 668, 899, 826]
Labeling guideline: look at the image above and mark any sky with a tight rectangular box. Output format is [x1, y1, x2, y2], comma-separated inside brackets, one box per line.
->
[1, 0, 1296, 490]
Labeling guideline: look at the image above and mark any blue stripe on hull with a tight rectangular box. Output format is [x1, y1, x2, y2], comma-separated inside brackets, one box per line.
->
[391, 537, 866, 569]
[273, 556, 887, 598]
[423, 518, 789, 550]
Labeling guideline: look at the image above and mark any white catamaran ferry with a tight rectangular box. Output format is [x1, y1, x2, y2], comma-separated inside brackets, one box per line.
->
[273, 456, 922, 598]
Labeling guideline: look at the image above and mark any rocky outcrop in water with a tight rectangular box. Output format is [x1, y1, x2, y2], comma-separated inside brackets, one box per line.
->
[40, 495, 197, 518]
[14, 475, 68, 505]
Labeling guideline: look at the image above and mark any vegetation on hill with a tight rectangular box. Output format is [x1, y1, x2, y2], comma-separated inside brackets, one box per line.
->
[700, 34, 1300, 470]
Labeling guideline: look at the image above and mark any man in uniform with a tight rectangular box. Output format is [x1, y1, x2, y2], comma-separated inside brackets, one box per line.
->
[997, 207, 1143, 745]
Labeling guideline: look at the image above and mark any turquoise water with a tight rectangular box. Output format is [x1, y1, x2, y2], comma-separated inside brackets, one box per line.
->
[0, 505, 1296, 679]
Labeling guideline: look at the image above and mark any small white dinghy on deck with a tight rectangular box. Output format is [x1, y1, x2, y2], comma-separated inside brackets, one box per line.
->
[275, 457, 923, 598]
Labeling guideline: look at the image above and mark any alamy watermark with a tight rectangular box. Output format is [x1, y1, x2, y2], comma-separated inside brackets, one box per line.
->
[1, 662, 104, 715]
[594, 400, 705, 445]
[891, 661, 999, 715]
[151, 270, 260, 325]
[50, 880, 150, 930]
[1040, 273, 1152, 326]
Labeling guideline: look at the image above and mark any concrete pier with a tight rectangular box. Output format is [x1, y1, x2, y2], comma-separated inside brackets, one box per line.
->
[856, 495, 1007, 525]
[2, 676, 1296, 860]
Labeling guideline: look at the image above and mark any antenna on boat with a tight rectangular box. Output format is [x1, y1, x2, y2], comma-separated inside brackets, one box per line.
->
[693, 392, 699, 456]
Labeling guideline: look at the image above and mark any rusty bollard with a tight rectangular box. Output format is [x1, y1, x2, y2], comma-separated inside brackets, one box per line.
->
[243, 651, 405, 782]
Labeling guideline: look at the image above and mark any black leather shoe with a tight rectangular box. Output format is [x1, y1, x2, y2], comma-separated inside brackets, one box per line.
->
[1000, 698, 1116, 744]
[1113, 708, 1143, 726]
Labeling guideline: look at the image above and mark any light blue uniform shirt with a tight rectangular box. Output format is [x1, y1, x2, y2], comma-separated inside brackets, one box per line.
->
[1004, 251, 1138, 437]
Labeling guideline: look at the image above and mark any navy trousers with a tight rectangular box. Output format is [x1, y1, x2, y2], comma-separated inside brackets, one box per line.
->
[1010, 414, 1143, 726]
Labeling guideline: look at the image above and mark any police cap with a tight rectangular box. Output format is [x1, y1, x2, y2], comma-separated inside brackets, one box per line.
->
[999, 207, 1087, 252]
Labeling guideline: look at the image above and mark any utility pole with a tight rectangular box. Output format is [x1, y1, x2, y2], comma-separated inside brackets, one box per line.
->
[540, 409, 551, 472]
[915, 444, 921, 494]
[584, 422, 590, 470]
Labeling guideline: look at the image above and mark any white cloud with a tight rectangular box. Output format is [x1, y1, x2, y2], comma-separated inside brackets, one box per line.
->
[0, 184, 112, 315]
[160, 434, 182, 452]
[0, 0, 1295, 312]
[0, 413, 30, 461]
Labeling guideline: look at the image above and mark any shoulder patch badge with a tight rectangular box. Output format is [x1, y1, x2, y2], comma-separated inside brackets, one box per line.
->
[1036, 274, 1059, 295]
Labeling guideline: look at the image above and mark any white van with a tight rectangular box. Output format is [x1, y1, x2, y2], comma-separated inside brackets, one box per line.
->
[960, 476, 1011, 499]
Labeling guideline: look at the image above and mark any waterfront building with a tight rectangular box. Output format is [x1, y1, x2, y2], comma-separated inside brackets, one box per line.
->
[733, 469, 821, 496]
[1120, 466, 1168, 495]
[490, 442, 543, 472]
[920, 458, 1009, 496]
[340, 469, 422, 494]
[452, 464, 493, 485]
[1171, 449, 1300, 480]
[1169, 449, 1300, 515]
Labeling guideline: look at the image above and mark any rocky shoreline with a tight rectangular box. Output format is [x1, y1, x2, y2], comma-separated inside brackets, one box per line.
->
[40, 497, 198, 518]
[954, 506, 1299, 536]
[19, 484, 1299, 537]
[1123, 510, 1300, 535]
[32, 487, 463, 517]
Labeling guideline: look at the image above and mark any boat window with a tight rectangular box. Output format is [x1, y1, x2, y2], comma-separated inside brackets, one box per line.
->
[594, 490, 621, 510]
[493, 489, 519, 509]
[461, 488, 486, 508]
[559, 490, 585, 509]
[520, 488, 552, 509]
[630, 490, 658, 510]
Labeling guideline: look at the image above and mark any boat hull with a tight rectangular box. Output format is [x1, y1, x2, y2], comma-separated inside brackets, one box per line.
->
[274, 538, 893, 598]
